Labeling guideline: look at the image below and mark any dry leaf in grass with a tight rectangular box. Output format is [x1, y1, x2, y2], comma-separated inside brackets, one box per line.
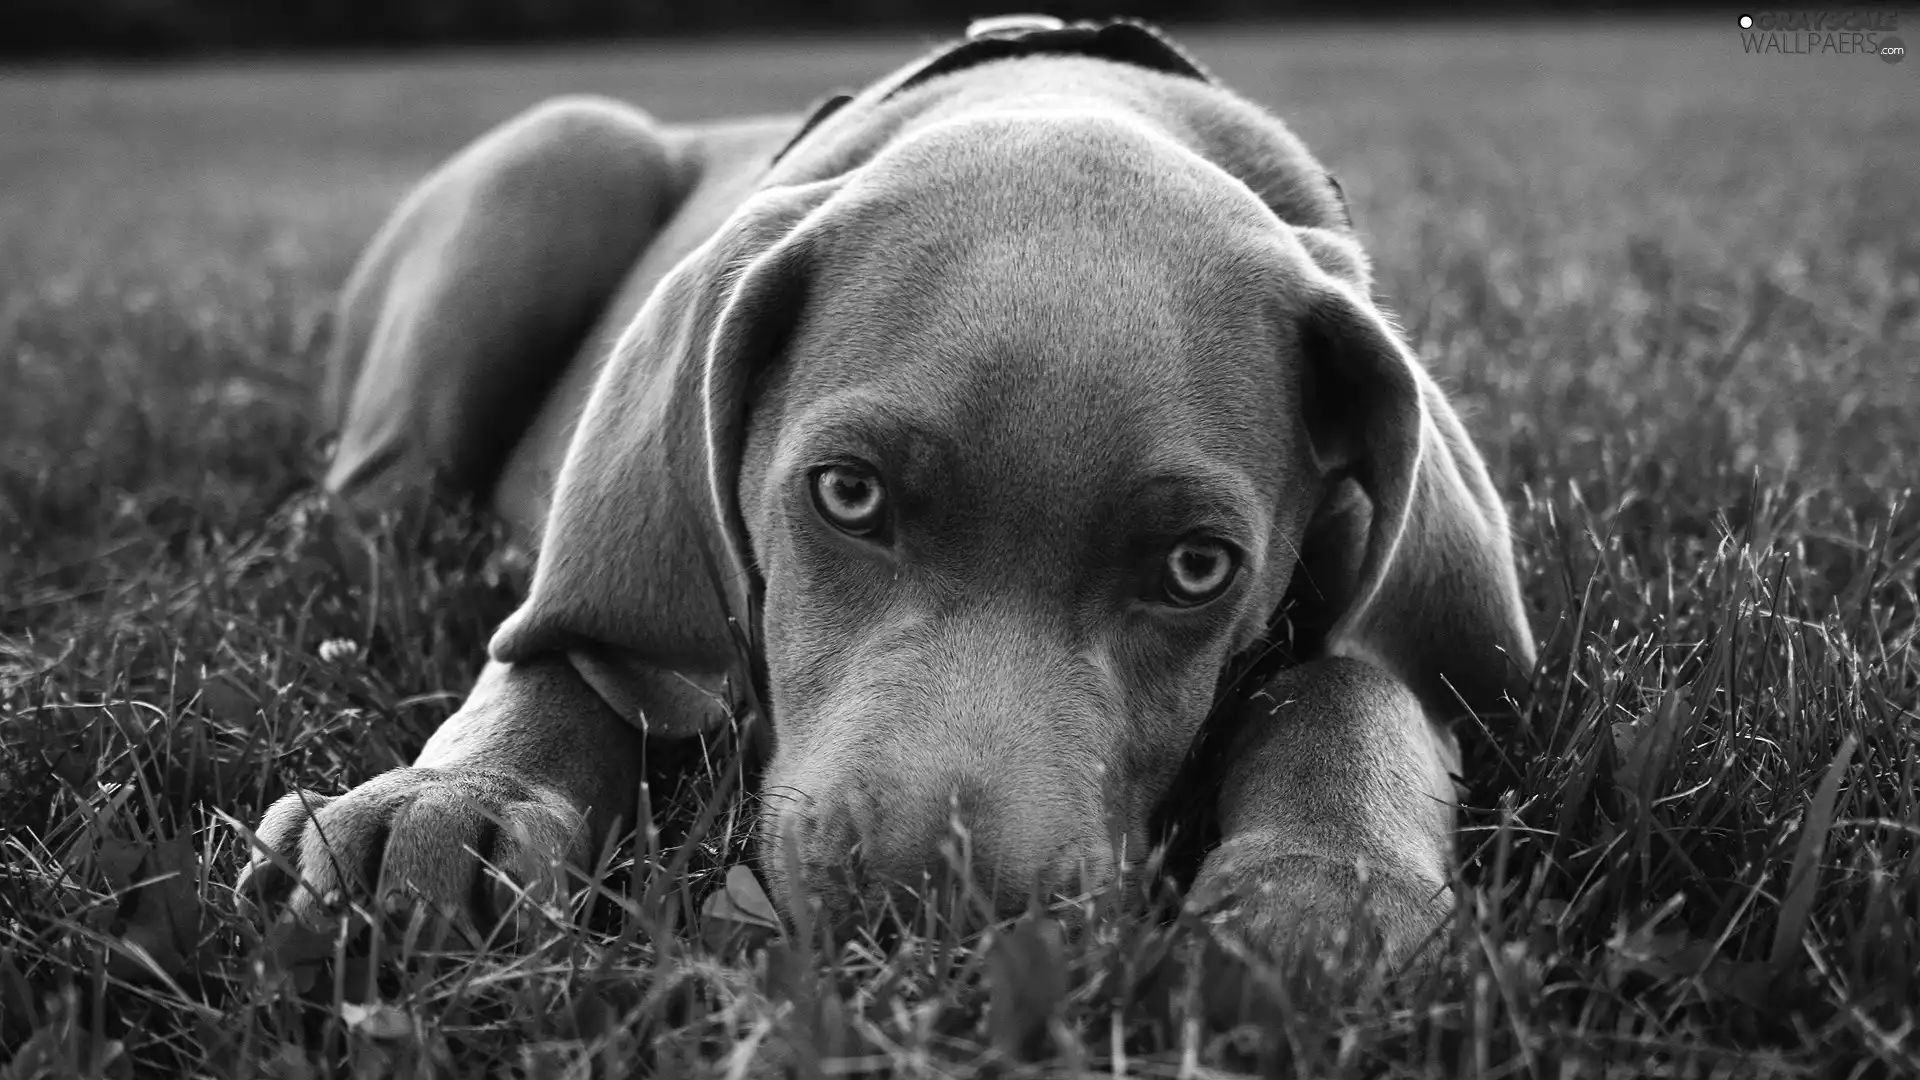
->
[1700, 958, 1780, 1011]
[339, 1001, 416, 1042]
[50, 810, 211, 985]
[196, 677, 259, 728]
[254, 917, 338, 996]
[259, 1044, 320, 1080]
[108, 831, 207, 984]
[1605, 926, 1717, 986]
[1604, 894, 1699, 984]
[54, 788, 141, 891]
[701, 864, 782, 953]
[1611, 685, 1693, 805]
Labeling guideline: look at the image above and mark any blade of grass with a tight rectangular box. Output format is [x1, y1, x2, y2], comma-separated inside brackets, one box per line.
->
[1770, 733, 1857, 970]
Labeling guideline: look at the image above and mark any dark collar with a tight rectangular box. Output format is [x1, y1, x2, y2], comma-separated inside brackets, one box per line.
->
[769, 18, 1214, 167]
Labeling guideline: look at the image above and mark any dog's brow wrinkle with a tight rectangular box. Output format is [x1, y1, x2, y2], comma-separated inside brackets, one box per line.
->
[776, 395, 952, 475]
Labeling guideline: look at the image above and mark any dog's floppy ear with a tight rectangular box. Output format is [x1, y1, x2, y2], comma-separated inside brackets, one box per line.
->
[1294, 273, 1536, 724]
[1291, 225, 1371, 291]
[488, 180, 840, 736]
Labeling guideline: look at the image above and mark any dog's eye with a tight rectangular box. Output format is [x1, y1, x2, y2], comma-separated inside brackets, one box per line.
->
[811, 464, 888, 536]
[1162, 537, 1236, 605]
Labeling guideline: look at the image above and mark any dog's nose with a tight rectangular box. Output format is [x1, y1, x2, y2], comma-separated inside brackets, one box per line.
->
[849, 771, 1047, 924]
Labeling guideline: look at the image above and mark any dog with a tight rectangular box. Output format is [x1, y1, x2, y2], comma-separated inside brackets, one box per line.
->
[239, 16, 1537, 965]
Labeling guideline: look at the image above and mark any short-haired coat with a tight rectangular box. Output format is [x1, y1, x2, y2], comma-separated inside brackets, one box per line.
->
[242, 17, 1536, 965]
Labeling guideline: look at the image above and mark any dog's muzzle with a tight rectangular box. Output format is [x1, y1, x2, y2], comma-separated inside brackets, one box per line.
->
[755, 619, 1153, 928]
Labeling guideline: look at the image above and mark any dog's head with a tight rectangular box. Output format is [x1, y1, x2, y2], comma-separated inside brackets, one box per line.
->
[491, 106, 1531, 923]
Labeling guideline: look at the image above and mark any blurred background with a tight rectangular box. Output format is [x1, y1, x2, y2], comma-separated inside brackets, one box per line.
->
[13, 1, 1723, 59]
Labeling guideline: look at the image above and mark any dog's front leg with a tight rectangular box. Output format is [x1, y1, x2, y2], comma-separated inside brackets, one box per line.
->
[239, 655, 644, 934]
[1188, 656, 1461, 967]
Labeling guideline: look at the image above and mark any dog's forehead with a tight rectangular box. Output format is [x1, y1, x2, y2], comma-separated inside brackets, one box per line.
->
[747, 109, 1336, 561]
[789, 118, 1303, 448]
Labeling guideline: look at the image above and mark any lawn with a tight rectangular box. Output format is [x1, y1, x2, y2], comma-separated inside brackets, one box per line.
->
[2, 19, 1917, 1078]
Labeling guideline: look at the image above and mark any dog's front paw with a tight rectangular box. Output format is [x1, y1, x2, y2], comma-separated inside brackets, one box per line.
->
[1187, 841, 1453, 970]
[236, 766, 590, 934]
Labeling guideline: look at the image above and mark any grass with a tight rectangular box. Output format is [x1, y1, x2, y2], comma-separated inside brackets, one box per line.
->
[2, 18, 1917, 1078]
